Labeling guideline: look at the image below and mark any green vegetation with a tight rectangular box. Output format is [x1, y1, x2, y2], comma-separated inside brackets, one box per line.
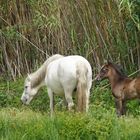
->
[1, 80, 140, 139]
[1, 107, 140, 140]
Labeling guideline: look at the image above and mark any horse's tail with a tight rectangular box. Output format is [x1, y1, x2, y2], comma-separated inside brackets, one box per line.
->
[76, 63, 88, 112]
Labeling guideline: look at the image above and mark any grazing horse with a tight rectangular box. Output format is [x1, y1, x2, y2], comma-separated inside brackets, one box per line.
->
[21, 54, 92, 116]
[95, 61, 140, 116]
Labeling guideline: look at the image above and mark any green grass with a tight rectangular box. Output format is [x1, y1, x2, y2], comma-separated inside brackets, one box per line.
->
[1, 107, 140, 140]
[1, 80, 140, 139]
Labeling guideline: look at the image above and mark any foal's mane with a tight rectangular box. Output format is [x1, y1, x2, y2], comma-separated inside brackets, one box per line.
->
[108, 62, 127, 78]
[28, 54, 64, 88]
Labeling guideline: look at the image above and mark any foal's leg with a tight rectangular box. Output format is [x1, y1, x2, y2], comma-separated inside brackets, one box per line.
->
[115, 98, 123, 116]
[122, 100, 126, 115]
[47, 88, 54, 117]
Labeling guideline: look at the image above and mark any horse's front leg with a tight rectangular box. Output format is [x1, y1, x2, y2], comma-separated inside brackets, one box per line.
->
[47, 88, 54, 117]
[115, 98, 123, 116]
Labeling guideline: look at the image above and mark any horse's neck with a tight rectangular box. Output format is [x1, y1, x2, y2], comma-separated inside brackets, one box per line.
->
[29, 54, 63, 89]
[30, 62, 47, 89]
[108, 73, 124, 90]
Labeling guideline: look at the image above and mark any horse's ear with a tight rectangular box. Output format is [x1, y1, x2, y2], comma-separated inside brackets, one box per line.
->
[103, 59, 108, 65]
[27, 73, 31, 81]
[107, 60, 112, 65]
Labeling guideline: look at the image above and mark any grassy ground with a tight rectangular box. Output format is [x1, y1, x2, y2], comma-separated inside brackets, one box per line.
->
[1, 79, 140, 140]
[1, 107, 140, 140]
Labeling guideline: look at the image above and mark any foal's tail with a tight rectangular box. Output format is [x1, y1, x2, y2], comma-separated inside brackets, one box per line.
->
[76, 63, 88, 112]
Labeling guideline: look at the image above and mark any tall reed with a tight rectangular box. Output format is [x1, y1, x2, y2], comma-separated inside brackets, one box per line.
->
[0, 0, 139, 80]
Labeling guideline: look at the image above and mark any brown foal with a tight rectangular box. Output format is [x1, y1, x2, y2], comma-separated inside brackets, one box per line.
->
[95, 61, 140, 116]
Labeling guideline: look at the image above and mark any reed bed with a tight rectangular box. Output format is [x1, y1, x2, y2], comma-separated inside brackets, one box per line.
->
[0, 0, 139, 80]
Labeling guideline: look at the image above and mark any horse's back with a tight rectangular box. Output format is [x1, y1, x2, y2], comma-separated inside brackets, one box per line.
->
[46, 55, 92, 94]
[48, 55, 92, 77]
[58, 55, 92, 73]
[133, 77, 140, 95]
[57, 55, 92, 81]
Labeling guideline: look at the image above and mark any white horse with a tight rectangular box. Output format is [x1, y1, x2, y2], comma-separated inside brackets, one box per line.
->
[21, 54, 92, 115]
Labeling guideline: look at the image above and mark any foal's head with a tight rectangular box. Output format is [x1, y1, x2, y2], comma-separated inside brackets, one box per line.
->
[95, 61, 126, 81]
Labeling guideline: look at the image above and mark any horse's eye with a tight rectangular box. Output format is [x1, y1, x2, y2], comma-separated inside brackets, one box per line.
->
[102, 68, 108, 73]
[25, 86, 28, 89]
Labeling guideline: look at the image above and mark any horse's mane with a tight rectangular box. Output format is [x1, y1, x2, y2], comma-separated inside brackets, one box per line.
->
[109, 62, 128, 78]
[28, 54, 64, 88]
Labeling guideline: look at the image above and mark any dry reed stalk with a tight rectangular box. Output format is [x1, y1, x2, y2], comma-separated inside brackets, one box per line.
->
[0, 0, 139, 80]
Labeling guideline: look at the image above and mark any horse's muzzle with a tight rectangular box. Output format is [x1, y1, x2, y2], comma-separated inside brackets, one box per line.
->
[94, 75, 101, 82]
[21, 97, 28, 104]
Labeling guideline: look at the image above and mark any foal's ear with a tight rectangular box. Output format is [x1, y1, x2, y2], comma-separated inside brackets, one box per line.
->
[107, 60, 112, 65]
[103, 59, 111, 65]
[103, 59, 108, 64]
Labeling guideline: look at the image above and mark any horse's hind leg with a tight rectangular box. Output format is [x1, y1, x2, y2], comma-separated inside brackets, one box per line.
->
[85, 89, 90, 112]
[122, 100, 126, 115]
[63, 97, 68, 110]
[86, 80, 92, 112]
[47, 88, 54, 117]
[64, 89, 74, 111]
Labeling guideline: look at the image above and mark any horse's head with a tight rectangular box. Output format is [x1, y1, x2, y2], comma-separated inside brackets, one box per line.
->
[95, 61, 113, 81]
[21, 74, 38, 105]
[95, 60, 126, 82]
